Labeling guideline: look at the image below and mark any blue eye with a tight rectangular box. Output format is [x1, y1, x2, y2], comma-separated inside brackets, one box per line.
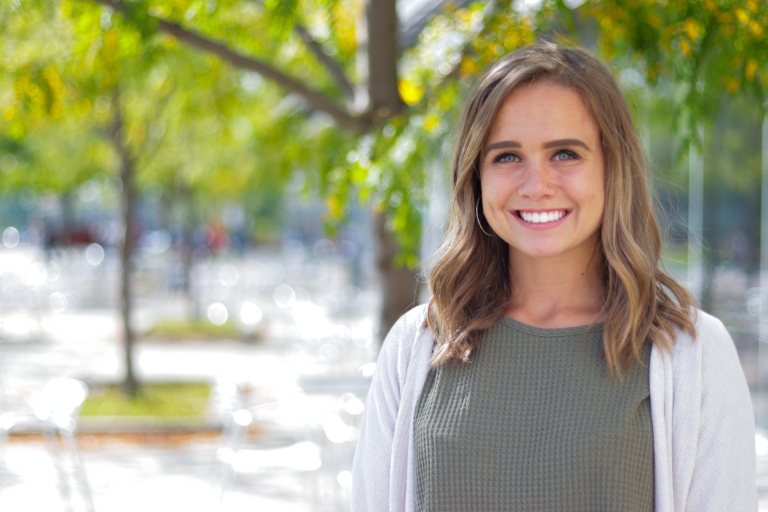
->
[494, 153, 519, 163]
[554, 150, 578, 161]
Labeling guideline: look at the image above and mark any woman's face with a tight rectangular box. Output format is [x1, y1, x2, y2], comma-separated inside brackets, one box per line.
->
[479, 82, 605, 265]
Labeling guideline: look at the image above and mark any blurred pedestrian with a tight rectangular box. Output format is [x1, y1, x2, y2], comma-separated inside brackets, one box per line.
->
[351, 43, 756, 511]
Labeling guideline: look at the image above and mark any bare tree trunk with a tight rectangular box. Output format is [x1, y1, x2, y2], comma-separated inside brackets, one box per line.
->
[375, 213, 418, 339]
[60, 192, 74, 245]
[179, 185, 200, 319]
[110, 92, 139, 396]
[366, 0, 403, 117]
[365, 0, 417, 339]
[365, 0, 417, 338]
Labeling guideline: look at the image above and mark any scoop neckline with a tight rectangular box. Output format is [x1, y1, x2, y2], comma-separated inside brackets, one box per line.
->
[499, 315, 605, 337]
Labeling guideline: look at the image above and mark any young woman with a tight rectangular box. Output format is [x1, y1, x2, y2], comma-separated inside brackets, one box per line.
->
[351, 43, 757, 511]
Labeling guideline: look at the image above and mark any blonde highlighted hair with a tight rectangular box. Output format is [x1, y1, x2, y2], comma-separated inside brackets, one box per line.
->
[427, 42, 695, 373]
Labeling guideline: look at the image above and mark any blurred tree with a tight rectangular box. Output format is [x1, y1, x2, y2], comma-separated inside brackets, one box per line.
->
[3, 0, 768, 354]
[583, 0, 768, 152]
[0, 0, 290, 393]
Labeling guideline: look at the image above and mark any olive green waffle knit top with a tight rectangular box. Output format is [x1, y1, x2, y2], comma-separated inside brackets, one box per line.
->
[414, 316, 653, 512]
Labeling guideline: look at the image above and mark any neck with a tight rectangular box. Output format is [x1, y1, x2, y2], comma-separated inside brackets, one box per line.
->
[506, 242, 605, 329]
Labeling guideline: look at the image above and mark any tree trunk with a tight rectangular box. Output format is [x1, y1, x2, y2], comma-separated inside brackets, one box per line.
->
[366, 0, 417, 339]
[110, 92, 139, 396]
[366, 0, 403, 116]
[179, 185, 201, 319]
[60, 192, 74, 245]
[375, 213, 418, 340]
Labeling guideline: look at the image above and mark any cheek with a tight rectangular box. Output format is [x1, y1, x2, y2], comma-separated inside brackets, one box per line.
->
[480, 174, 499, 203]
[481, 181, 512, 216]
[587, 188, 606, 225]
[566, 178, 604, 223]
[481, 172, 516, 200]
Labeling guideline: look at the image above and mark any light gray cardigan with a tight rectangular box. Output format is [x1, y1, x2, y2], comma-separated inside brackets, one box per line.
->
[351, 305, 757, 511]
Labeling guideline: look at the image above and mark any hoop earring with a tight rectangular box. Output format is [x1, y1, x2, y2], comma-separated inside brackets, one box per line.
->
[475, 198, 493, 237]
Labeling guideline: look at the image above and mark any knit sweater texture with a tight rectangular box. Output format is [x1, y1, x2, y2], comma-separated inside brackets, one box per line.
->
[414, 317, 653, 511]
[350, 305, 757, 512]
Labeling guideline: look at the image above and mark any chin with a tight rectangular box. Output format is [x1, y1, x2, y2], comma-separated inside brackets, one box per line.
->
[511, 246, 567, 260]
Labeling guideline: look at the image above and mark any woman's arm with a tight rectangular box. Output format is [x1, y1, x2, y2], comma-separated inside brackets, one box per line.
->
[350, 316, 406, 512]
[684, 316, 757, 510]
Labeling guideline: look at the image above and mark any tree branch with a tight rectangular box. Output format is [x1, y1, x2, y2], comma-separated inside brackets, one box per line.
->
[91, 0, 362, 130]
[134, 84, 176, 168]
[294, 23, 355, 99]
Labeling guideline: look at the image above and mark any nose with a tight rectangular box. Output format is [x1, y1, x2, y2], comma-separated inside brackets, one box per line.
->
[517, 159, 554, 199]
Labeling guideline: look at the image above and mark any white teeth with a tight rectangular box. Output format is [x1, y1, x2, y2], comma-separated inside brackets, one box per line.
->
[520, 210, 565, 224]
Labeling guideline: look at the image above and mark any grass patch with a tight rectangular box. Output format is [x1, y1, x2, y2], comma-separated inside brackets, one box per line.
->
[80, 382, 210, 417]
[143, 319, 239, 340]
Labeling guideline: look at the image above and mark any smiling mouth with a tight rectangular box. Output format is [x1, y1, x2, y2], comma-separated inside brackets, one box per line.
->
[517, 210, 568, 224]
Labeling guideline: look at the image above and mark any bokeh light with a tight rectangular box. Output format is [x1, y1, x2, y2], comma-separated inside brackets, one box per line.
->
[207, 303, 228, 325]
[239, 301, 262, 326]
[3, 227, 20, 248]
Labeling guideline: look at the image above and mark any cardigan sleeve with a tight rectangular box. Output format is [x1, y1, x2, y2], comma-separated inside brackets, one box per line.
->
[684, 315, 757, 511]
[350, 312, 409, 512]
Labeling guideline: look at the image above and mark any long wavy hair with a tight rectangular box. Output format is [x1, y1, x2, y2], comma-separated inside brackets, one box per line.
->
[427, 42, 696, 373]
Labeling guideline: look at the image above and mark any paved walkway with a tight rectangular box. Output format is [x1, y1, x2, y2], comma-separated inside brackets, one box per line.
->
[0, 437, 335, 512]
[0, 305, 366, 512]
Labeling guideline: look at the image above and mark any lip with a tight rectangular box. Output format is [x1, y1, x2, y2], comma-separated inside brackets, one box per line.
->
[512, 209, 571, 230]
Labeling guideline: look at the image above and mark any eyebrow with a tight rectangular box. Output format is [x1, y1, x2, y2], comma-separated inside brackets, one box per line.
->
[542, 139, 590, 151]
[483, 138, 591, 153]
[484, 141, 521, 152]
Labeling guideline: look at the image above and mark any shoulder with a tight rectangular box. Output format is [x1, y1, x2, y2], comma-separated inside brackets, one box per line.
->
[694, 310, 748, 394]
[380, 303, 430, 357]
[691, 308, 732, 347]
[672, 310, 748, 400]
[376, 304, 433, 383]
[388, 303, 429, 339]
[673, 310, 736, 358]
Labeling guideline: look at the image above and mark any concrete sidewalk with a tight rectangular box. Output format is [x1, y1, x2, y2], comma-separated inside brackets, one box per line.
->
[0, 437, 339, 512]
[0, 307, 365, 512]
[0, 308, 368, 391]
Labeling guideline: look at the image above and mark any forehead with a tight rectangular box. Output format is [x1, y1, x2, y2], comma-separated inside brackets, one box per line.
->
[486, 82, 599, 141]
